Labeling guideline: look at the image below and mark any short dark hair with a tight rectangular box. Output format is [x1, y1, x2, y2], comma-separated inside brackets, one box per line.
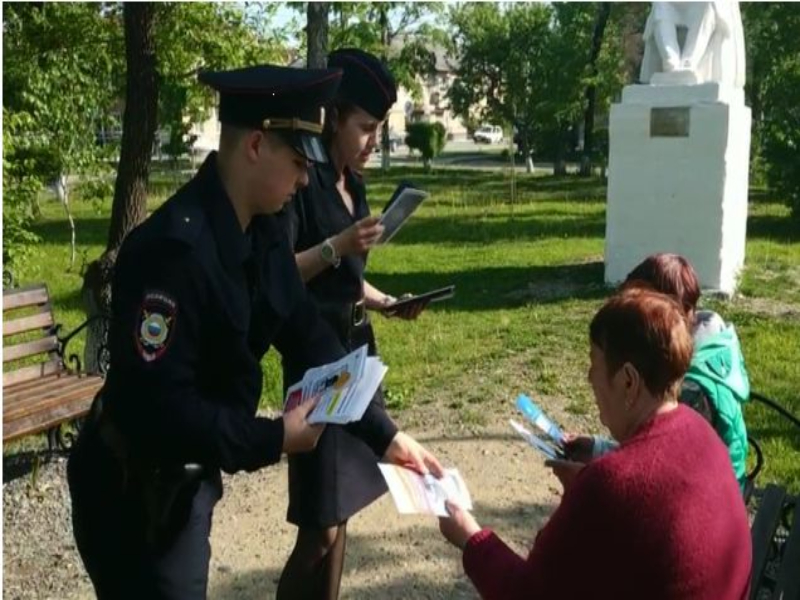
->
[590, 288, 693, 398]
[219, 123, 284, 155]
[219, 123, 249, 151]
[623, 253, 701, 317]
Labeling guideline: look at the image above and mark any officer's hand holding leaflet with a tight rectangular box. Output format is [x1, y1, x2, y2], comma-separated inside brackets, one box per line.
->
[282, 396, 325, 454]
[383, 431, 444, 478]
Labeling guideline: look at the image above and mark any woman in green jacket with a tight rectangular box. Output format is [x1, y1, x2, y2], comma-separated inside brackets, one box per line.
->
[553, 253, 751, 490]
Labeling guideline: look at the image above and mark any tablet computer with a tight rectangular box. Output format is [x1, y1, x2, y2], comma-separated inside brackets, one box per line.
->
[378, 181, 428, 244]
[383, 285, 455, 312]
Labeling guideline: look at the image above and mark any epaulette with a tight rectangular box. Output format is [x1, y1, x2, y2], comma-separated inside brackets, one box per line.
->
[162, 191, 206, 248]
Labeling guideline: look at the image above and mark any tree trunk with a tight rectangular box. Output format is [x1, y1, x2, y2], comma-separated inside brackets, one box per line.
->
[380, 5, 391, 172]
[620, 3, 648, 84]
[580, 2, 611, 177]
[106, 3, 158, 253]
[81, 2, 159, 371]
[554, 131, 567, 176]
[306, 2, 329, 68]
[54, 173, 77, 268]
[519, 134, 534, 173]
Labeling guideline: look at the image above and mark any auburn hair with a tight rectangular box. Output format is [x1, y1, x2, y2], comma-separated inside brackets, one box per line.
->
[623, 253, 701, 317]
[590, 288, 693, 398]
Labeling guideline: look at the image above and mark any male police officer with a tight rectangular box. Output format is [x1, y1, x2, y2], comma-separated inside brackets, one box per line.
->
[67, 64, 442, 599]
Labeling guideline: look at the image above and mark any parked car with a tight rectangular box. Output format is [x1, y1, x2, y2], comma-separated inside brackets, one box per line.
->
[473, 125, 503, 144]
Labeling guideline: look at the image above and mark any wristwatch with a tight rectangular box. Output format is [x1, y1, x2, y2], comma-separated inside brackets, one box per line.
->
[320, 237, 341, 268]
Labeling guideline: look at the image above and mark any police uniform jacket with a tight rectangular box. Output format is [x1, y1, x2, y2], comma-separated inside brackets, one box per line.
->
[286, 159, 368, 308]
[102, 152, 398, 476]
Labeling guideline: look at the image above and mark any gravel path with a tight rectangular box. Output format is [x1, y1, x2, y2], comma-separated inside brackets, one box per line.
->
[3, 404, 591, 599]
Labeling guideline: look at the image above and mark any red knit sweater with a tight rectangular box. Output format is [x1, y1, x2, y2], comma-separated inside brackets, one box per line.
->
[463, 405, 751, 599]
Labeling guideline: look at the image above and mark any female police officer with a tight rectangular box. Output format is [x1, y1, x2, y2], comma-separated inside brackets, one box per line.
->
[277, 49, 427, 600]
[67, 63, 442, 600]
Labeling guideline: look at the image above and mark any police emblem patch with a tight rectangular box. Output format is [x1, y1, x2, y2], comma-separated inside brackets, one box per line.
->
[135, 292, 177, 362]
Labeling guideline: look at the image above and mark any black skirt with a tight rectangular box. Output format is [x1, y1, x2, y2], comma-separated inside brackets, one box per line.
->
[284, 315, 389, 527]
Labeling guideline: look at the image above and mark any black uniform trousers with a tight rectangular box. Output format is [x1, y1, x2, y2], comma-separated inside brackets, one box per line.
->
[68, 422, 222, 600]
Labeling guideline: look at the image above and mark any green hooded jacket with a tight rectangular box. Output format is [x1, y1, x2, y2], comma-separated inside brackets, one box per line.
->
[682, 318, 750, 489]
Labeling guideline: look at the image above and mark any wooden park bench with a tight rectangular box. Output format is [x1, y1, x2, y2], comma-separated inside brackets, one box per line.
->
[3, 283, 108, 451]
[749, 484, 800, 599]
[746, 392, 800, 600]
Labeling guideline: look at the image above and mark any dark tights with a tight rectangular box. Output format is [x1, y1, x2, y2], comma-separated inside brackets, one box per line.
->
[276, 522, 348, 600]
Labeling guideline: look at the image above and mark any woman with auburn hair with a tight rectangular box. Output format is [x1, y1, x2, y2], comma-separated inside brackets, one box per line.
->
[555, 253, 751, 490]
[621, 253, 749, 488]
[624, 252, 701, 318]
[438, 289, 752, 600]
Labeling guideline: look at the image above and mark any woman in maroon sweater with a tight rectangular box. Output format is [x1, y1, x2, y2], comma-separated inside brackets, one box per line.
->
[439, 289, 752, 599]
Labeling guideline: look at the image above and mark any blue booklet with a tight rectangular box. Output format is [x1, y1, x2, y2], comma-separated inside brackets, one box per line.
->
[510, 394, 566, 460]
[515, 394, 565, 444]
[509, 419, 565, 460]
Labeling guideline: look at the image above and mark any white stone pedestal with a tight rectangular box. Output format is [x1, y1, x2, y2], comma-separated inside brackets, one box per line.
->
[604, 83, 751, 296]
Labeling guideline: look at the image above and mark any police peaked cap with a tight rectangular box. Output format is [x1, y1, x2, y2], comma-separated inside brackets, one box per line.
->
[199, 64, 343, 163]
[327, 48, 397, 120]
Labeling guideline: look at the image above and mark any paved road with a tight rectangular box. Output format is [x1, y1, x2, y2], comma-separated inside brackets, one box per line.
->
[366, 139, 580, 175]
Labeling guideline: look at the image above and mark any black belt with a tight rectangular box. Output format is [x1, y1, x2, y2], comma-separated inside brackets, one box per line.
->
[91, 394, 204, 479]
[319, 298, 367, 332]
[351, 298, 367, 327]
[88, 394, 206, 548]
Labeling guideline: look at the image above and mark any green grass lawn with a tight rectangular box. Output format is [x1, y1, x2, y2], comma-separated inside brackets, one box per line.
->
[7, 166, 800, 492]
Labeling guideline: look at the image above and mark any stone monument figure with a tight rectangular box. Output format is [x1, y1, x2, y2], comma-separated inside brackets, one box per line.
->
[603, 0, 751, 296]
[640, 1, 745, 89]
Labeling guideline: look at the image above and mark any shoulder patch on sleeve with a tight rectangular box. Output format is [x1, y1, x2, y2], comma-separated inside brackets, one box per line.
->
[135, 291, 178, 363]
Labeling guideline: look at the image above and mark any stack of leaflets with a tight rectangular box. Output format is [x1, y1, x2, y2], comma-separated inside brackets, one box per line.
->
[509, 393, 566, 460]
[284, 345, 387, 425]
[378, 464, 473, 517]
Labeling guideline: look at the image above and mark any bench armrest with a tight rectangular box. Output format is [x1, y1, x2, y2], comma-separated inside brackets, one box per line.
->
[55, 312, 111, 377]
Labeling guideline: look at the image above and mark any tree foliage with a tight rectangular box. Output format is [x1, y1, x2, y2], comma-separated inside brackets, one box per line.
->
[3, 2, 291, 272]
[310, 2, 446, 98]
[449, 3, 631, 174]
[155, 3, 287, 162]
[293, 2, 448, 170]
[742, 3, 800, 217]
[3, 110, 43, 269]
[3, 3, 123, 269]
[580, 3, 612, 175]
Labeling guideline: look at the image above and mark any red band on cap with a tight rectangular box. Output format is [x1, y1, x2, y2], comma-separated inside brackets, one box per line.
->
[335, 54, 392, 104]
